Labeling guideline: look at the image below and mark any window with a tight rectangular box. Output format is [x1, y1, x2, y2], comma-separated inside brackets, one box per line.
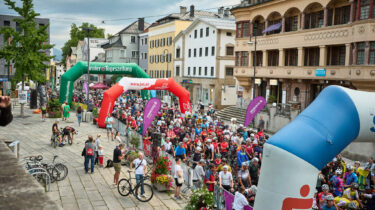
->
[370, 42, 375, 64]
[156, 70, 159, 78]
[168, 53, 172, 62]
[253, 20, 265, 36]
[141, 39, 144, 45]
[145, 38, 148, 45]
[193, 67, 196, 75]
[285, 49, 298, 66]
[132, 51, 139, 58]
[211, 46, 215, 56]
[305, 10, 324, 29]
[267, 50, 279, 66]
[327, 45, 346, 65]
[204, 67, 208, 76]
[16, 22, 21, 32]
[161, 38, 165, 46]
[205, 47, 208, 56]
[235, 52, 240, 66]
[236, 21, 250, 38]
[3, 20, 10, 27]
[39, 23, 45, 28]
[285, 16, 298, 32]
[150, 55, 153, 63]
[199, 67, 202, 75]
[176, 66, 180, 76]
[241, 52, 249, 66]
[206, 27, 209, 36]
[156, 39, 159, 47]
[131, 36, 136, 43]
[360, 0, 370, 20]
[226, 46, 234, 56]
[211, 67, 214, 76]
[161, 71, 164, 78]
[194, 30, 197, 38]
[168, 37, 172, 46]
[144, 53, 147, 60]
[225, 67, 234, 76]
[120, 50, 125, 58]
[161, 54, 165, 63]
[357, 42, 365, 64]
[304, 47, 320, 66]
[176, 48, 181, 58]
[188, 49, 191, 57]
[226, 32, 232, 36]
[150, 40, 154, 48]
[150, 70, 153, 78]
[194, 49, 197, 57]
[332, 6, 350, 25]
[267, 19, 281, 35]
[199, 48, 202, 57]
[200, 28, 203, 38]
[188, 67, 191, 76]
[156, 54, 159, 63]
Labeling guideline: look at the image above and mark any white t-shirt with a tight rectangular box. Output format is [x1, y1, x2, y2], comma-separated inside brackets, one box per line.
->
[233, 191, 249, 210]
[174, 164, 183, 179]
[164, 142, 172, 151]
[219, 171, 233, 186]
[133, 158, 147, 175]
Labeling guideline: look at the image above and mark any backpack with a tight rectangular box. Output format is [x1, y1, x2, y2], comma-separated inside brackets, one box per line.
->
[106, 159, 114, 168]
[86, 147, 94, 156]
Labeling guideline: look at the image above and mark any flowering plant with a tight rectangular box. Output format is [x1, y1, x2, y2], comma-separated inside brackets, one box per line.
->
[184, 186, 215, 210]
[151, 157, 173, 188]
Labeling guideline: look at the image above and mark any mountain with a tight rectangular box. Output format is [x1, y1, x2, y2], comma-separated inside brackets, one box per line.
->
[52, 48, 63, 61]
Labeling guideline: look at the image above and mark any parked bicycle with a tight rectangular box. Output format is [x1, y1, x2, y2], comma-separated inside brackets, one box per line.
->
[118, 170, 154, 202]
[24, 155, 68, 183]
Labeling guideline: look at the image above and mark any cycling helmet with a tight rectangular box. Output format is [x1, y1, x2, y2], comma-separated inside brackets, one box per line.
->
[183, 138, 189, 142]
[325, 195, 334, 201]
[347, 165, 353, 171]
[335, 169, 342, 174]
[348, 201, 357, 209]
[250, 185, 257, 194]
[241, 162, 248, 167]
[322, 184, 329, 191]
[196, 146, 202, 151]
[351, 182, 359, 189]
[252, 157, 259, 162]
[222, 158, 227, 162]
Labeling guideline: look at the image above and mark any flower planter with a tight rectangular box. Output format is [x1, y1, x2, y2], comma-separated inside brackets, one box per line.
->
[153, 182, 169, 192]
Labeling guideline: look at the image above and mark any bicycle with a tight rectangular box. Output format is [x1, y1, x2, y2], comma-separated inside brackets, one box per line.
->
[24, 155, 68, 183]
[118, 170, 154, 202]
[50, 131, 61, 148]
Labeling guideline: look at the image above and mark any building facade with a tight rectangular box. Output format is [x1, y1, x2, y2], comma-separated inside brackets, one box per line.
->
[139, 30, 149, 73]
[174, 18, 237, 108]
[231, 0, 375, 110]
[148, 5, 222, 79]
[0, 15, 50, 95]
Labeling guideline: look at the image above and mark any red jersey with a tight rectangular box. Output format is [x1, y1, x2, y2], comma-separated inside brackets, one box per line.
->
[220, 142, 228, 152]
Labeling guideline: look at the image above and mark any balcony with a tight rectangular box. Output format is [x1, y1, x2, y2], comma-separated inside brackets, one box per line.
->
[235, 20, 375, 52]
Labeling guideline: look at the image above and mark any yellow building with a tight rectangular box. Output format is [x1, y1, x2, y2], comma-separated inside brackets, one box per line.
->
[148, 5, 220, 79]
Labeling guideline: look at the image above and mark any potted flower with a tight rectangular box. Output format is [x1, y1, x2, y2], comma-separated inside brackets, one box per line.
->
[151, 157, 172, 192]
[185, 186, 215, 210]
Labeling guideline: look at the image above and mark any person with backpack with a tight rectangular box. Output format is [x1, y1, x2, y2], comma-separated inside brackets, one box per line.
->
[84, 136, 96, 174]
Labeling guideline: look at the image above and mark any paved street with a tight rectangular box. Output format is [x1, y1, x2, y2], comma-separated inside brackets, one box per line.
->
[0, 105, 187, 210]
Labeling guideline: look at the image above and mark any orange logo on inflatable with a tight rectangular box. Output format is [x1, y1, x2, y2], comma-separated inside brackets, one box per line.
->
[281, 185, 313, 210]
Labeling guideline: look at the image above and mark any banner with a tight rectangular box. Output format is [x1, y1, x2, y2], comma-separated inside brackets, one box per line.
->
[83, 82, 88, 95]
[244, 96, 267, 127]
[142, 98, 161, 136]
[223, 190, 253, 210]
[18, 91, 27, 104]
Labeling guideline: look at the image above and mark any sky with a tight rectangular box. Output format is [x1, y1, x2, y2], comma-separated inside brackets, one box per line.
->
[0, 0, 240, 50]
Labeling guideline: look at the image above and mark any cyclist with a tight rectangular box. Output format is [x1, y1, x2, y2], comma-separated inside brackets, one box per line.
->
[61, 126, 77, 145]
[129, 152, 148, 198]
[52, 120, 61, 144]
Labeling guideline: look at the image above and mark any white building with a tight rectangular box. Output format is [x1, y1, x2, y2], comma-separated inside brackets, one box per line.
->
[174, 17, 237, 109]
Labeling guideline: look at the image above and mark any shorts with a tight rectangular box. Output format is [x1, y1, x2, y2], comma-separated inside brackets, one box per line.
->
[42, 110, 46, 114]
[113, 162, 121, 172]
[175, 178, 183, 187]
[106, 127, 113, 132]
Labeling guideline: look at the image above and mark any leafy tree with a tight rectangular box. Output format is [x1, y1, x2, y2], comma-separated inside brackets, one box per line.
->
[61, 23, 105, 66]
[0, 0, 54, 117]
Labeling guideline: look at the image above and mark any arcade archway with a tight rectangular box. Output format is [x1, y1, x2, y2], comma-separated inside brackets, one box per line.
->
[98, 77, 191, 128]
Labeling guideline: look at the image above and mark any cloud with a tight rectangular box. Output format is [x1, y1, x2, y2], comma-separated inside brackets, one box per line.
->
[0, 0, 241, 49]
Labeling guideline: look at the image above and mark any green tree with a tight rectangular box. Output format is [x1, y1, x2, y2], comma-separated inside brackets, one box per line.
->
[0, 0, 54, 117]
[61, 23, 105, 66]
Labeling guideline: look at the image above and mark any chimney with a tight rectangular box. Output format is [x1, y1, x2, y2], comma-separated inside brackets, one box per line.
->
[190, 5, 195, 18]
[180, 6, 187, 15]
[138, 18, 144, 31]
[224, 8, 230, 17]
[218, 7, 224, 15]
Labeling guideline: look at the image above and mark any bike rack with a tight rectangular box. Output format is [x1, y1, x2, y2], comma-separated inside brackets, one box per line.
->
[28, 168, 51, 192]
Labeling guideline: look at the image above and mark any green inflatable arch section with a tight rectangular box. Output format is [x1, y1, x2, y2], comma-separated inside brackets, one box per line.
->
[59, 61, 150, 104]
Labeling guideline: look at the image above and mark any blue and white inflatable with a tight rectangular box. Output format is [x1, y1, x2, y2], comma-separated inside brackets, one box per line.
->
[254, 86, 375, 210]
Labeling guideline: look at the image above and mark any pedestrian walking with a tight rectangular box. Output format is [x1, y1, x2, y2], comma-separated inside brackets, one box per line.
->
[77, 106, 82, 127]
[98, 145, 104, 167]
[84, 136, 96, 174]
[113, 143, 125, 186]
[63, 102, 70, 121]
[105, 113, 114, 141]
[129, 152, 148, 198]
[41, 103, 47, 121]
[174, 157, 184, 200]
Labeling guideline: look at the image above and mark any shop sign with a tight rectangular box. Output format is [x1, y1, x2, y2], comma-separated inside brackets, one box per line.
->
[316, 69, 326, 77]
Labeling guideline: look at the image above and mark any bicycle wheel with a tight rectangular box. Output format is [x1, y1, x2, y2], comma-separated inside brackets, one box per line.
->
[135, 183, 153, 202]
[54, 136, 58, 148]
[52, 163, 68, 181]
[118, 179, 131, 196]
[68, 136, 72, 145]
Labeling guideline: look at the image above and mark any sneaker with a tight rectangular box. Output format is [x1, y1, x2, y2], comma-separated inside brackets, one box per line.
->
[140, 194, 147, 198]
[59, 143, 64, 147]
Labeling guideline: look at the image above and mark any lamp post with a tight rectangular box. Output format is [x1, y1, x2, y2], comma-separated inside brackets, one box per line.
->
[248, 33, 257, 128]
[163, 49, 169, 97]
[83, 27, 93, 104]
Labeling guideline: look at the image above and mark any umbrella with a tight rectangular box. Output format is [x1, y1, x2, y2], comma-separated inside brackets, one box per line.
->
[89, 82, 108, 90]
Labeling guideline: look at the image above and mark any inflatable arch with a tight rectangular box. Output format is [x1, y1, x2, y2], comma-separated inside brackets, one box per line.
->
[98, 77, 191, 128]
[59, 61, 150, 104]
[254, 86, 375, 209]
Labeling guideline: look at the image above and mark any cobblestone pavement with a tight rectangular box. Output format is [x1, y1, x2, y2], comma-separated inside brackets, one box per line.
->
[1, 106, 187, 210]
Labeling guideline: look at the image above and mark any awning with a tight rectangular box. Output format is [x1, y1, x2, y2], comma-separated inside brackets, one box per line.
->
[262, 22, 282, 34]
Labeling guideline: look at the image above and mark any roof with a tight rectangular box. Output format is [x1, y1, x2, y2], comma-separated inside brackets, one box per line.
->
[174, 17, 235, 42]
[101, 37, 124, 49]
[153, 10, 221, 27]
[231, 0, 274, 11]
[115, 20, 150, 36]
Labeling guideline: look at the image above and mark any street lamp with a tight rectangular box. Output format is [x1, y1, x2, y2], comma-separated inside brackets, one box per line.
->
[83, 27, 93, 104]
[248, 34, 257, 101]
[163, 49, 169, 97]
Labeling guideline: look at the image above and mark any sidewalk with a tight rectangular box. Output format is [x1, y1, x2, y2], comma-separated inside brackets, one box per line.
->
[0, 106, 187, 210]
